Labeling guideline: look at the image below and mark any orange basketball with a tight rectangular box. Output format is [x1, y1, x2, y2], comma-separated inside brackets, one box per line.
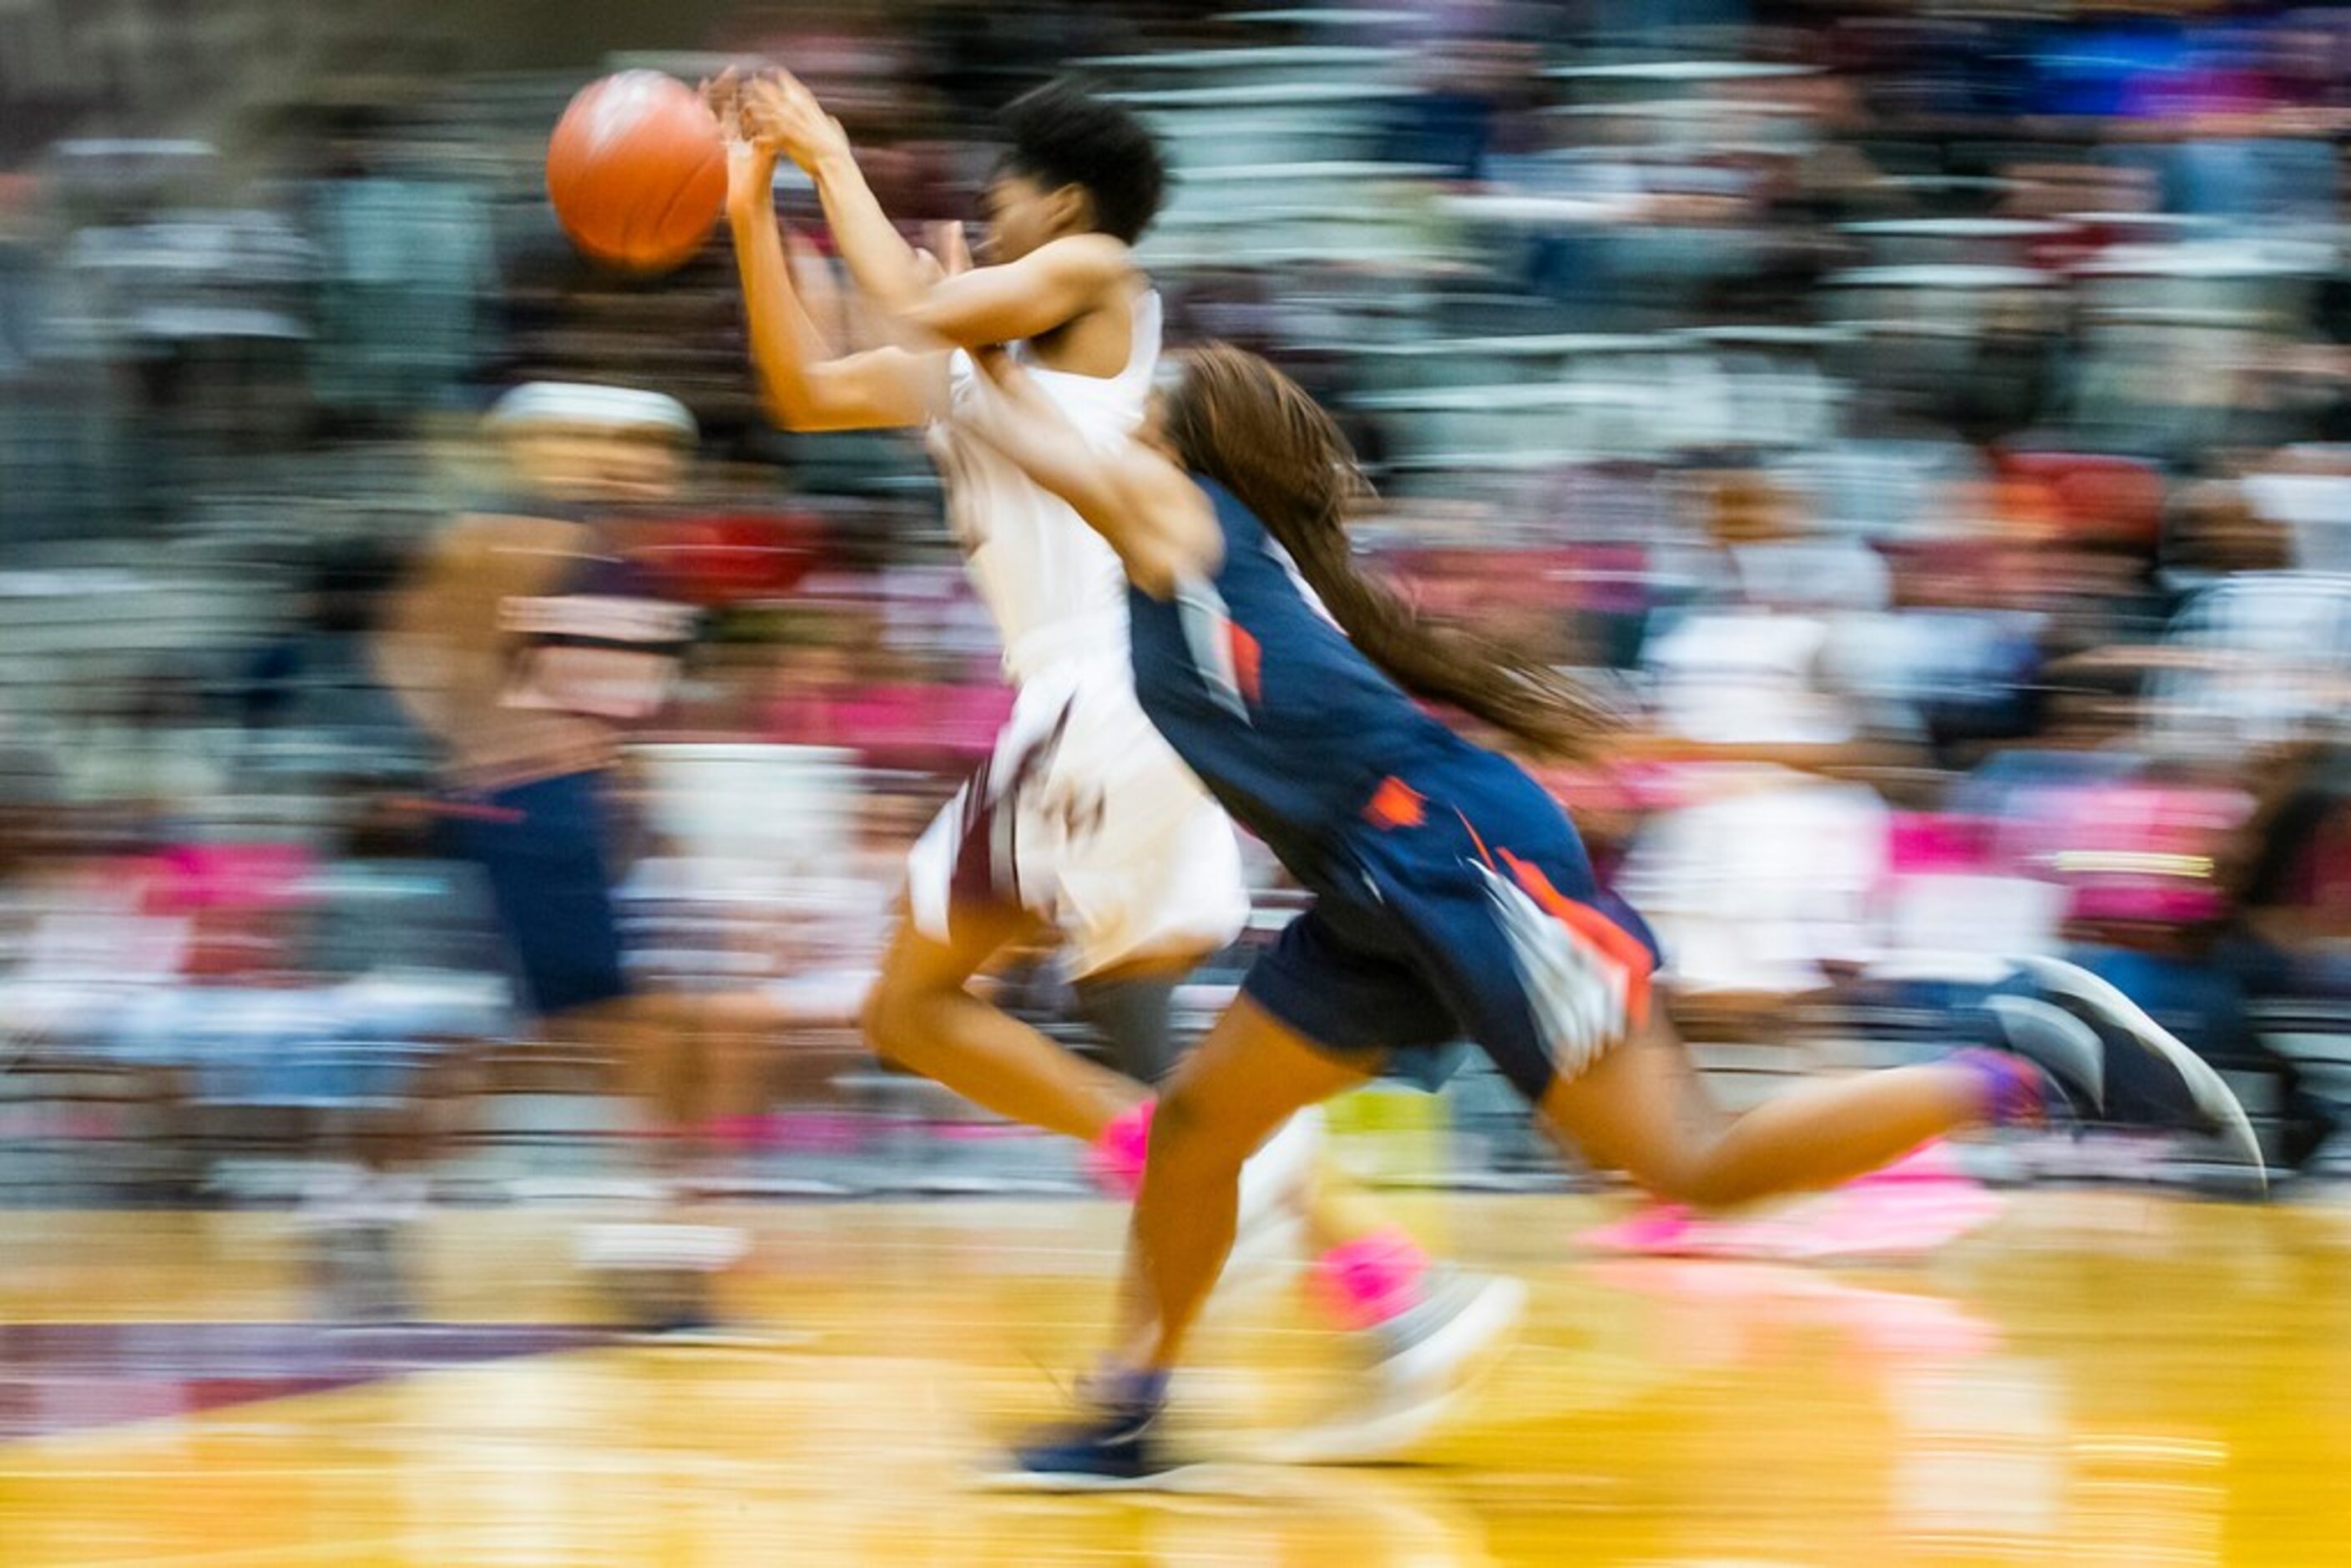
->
[546, 71, 727, 274]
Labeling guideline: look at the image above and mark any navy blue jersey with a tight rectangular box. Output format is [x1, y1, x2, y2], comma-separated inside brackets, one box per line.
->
[499, 534, 700, 724]
[1129, 477, 1660, 1100]
[1128, 478, 1474, 889]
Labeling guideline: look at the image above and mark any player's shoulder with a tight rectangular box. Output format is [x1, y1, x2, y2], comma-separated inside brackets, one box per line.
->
[1029, 232, 1137, 289]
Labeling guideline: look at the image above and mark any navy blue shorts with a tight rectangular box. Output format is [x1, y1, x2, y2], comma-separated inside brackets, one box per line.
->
[442, 770, 629, 1019]
[1242, 746, 1661, 1104]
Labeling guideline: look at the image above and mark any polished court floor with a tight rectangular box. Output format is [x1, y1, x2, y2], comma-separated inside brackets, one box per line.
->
[3, 1191, 2348, 1566]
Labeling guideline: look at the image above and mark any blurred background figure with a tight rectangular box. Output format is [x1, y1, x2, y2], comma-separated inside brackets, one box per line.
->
[372, 382, 705, 1175]
[370, 382, 802, 1330]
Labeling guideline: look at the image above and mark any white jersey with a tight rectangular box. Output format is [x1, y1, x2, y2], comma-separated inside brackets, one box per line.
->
[908, 287, 1249, 974]
[927, 290, 1160, 685]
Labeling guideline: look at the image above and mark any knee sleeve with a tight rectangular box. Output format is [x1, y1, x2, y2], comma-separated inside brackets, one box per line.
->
[1073, 973, 1181, 1086]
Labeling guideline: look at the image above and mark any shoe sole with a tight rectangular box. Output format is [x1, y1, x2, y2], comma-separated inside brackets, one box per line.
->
[1258, 1275, 1529, 1465]
[1386, 1272, 1529, 1392]
[2012, 955, 2268, 1188]
[973, 1462, 1228, 1494]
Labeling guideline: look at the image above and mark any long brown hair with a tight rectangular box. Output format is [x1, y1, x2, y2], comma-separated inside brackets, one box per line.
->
[1160, 343, 1618, 761]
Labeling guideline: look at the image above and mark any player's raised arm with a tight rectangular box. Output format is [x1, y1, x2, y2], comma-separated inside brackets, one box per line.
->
[958, 350, 1220, 599]
[720, 114, 942, 432]
[889, 234, 1133, 352]
[736, 74, 930, 316]
[741, 73, 1145, 355]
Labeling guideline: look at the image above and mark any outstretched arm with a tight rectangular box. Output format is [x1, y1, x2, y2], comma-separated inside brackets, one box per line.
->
[957, 351, 1219, 599]
[743, 73, 1130, 352]
[722, 133, 943, 432]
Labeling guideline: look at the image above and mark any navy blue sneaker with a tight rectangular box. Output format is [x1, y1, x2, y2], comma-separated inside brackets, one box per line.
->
[1987, 957, 2267, 1183]
[991, 1373, 1203, 1491]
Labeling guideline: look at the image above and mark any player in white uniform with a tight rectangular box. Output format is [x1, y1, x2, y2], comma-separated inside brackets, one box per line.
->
[719, 75, 1522, 1452]
[912, 288, 1251, 1022]
[720, 75, 1245, 1162]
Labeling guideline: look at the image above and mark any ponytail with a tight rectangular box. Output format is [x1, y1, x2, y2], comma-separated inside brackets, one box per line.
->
[1160, 345, 1618, 761]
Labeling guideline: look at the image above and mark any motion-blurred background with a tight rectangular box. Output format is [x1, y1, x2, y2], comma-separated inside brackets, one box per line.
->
[4, 0, 2351, 1207]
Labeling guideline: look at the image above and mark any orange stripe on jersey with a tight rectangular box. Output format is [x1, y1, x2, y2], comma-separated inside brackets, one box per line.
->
[1231, 624, 1263, 705]
[1498, 847, 1654, 1026]
[1453, 809, 1497, 870]
[1364, 775, 1426, 831]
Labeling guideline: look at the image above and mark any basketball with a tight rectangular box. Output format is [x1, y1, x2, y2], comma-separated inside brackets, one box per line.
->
[546, 71, 727, 274]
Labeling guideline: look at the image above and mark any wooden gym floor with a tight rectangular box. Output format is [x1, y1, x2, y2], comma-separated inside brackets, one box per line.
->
[2, 1191, 2348, 1566]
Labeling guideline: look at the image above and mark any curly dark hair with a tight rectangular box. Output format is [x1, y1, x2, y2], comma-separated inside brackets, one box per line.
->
[995, 78, 1168, 245]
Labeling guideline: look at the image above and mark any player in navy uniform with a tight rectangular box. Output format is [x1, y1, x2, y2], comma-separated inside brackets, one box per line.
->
[374, 386, 762, 1332]
[376, 384, 700, 1082]
[947, 342, 2260, 1486]
[375, 384, 699, 1028]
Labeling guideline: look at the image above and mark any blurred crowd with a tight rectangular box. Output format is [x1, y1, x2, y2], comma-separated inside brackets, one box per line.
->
[5, 0, 2351, 1203]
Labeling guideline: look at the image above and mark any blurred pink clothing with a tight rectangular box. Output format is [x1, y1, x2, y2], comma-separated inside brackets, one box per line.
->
[766, 680, 1014, 766]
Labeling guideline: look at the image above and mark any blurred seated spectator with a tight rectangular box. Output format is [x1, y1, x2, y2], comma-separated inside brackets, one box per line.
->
[305, 107, 496, 428]
[1615, 765, 1892, 1041]
[2238, 446, 2351, 574]
[2142, 571, 2351, 757]
[2227, 741, 2351, 988]
[1383, 38, 1543, 182]
[2147, 475, 2297, 612]
[761, 635, 1011, 771]
[1616, 464, 1903, 1034]
[2062, 764, 2341, 1170]
[1636, 463, 1909, 766]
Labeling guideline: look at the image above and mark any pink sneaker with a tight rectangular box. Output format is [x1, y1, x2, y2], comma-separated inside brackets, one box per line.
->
[1087, 1100, 1155, 1201]
[1589, 1258, 2001, 1361]
[1745, 1180, 2005, 1260]
[1576, 1204, 1702, 1255]
[1578, 1173, 2004, 1261]
[1308, 1227, 1433, 1331]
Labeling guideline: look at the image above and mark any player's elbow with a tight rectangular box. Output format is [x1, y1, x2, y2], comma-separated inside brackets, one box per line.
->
[756, 375, 827, 433]
[761, 387, 862, 435]
[1125, 559, 1176, 601]
[760, 390, 813, 432]
[892, 289, 1032, 354]
[898, 308, 985, 352]
[1108, 474, 1220, 599]
[760, 368, 902, 434]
